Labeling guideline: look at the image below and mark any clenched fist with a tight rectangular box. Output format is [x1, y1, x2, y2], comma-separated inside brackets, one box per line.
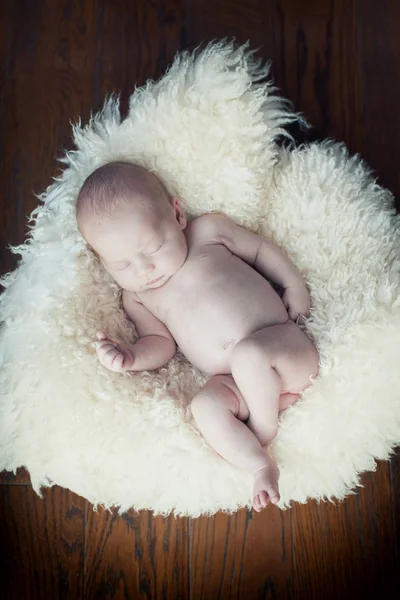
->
[93, 331, 135, 372]
[282, 283, 311, 322]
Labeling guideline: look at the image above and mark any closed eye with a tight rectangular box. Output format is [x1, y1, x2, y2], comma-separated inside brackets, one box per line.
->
[114, 263, 130, 271]
[147, 242, 163, 255]
[107, 242, 163, 270]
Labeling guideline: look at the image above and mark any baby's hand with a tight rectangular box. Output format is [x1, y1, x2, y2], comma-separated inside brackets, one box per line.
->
[282, 283, 311, 322]
[93, 331, 135, 373]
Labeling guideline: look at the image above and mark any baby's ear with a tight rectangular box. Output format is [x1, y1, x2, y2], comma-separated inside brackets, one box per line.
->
[169, 194, 181, 206]
[170, 196, 187, 229]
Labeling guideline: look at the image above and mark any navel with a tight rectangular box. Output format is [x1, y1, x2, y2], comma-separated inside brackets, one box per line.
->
[222, 338, 235, 351]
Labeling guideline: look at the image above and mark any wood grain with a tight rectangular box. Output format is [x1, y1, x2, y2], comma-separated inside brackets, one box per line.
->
[189, 508, 293, 599]
[0, 486, 84, 599]
[357, 0, 400, 202]
[292, 466, 397, 599]
[0, 466, 31, 484]
[95, 0, 186, 104]
[188, 0, 275, 56]
[271, 0, 366, 154]
[0, 0, 100, 275]
[0, 0, 15, 274]
[84, 505, 189, 599]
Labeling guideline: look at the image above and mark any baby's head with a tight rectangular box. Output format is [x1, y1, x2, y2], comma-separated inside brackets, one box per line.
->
[76, 162, 188, 292]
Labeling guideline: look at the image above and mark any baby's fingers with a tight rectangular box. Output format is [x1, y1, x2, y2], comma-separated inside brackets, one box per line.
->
[97, 345, 124, 372]
[108, 352, 125, 373]
[96, 330, 118, 345]
[95, 341, 113, 359]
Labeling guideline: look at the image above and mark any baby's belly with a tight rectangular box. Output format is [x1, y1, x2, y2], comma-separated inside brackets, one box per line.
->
[159, 254, 289, 375]
[171, 308, 284, 376]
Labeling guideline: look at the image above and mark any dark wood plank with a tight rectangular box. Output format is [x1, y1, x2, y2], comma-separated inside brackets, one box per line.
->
[0, 467, 31, 484]
[0, 0, 100, 276]
[84, 506, 189, 599]
[95, 0, 187, 108]
[0, 0, 12, 146]
[358, 467, 398, 595]
[292, 464, 397, 599]
[188, 0, 275, 56]
[0, 0, 14, 274]
[0, 486, 85, 599]
[390, 448, 400, 586]
[357, 0, 400, 202]
[190, 508, 293, 599]
[271, 0, 366, 154]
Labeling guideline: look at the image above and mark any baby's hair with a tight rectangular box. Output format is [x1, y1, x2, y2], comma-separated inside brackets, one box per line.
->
[76, 161, 168, 234]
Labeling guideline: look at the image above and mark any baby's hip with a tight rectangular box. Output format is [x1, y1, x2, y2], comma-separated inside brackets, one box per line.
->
[188, 318, 317, 379]
[231, 319, 319, 392]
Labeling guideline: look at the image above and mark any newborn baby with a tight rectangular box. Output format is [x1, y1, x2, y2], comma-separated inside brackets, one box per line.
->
[76, 161, 319, 512]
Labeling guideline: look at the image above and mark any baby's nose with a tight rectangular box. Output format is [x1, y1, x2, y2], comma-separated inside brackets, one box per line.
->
[135, 260, 155, 278]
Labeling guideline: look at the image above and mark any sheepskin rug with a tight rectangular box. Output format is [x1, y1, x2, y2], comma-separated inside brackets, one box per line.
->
[1, 41, 399, 516]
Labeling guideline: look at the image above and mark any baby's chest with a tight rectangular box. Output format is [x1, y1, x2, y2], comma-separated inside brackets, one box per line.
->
[146, 248, 282, 327]
[152, 247, 236, 310]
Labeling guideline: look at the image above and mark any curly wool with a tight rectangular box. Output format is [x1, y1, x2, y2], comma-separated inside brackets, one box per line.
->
[0, 41, 399, 516]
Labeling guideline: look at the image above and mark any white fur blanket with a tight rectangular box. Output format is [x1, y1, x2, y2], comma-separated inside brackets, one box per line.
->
[1, 41, 399, 516]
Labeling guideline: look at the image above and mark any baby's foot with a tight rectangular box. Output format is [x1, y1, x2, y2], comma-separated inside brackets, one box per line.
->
[252, 462, 280, 512]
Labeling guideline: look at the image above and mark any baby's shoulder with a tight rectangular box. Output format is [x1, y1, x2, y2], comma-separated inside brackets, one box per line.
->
[188, 212, 232, 246]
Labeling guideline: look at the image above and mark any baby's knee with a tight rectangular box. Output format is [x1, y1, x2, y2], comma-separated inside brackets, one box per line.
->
[191, 375, 242, 420]
[299, 341, 319, 384]
[281, 341, 319, 393]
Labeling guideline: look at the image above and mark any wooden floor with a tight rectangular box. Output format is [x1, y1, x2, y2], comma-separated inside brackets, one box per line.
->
[1, 1, 399, 598]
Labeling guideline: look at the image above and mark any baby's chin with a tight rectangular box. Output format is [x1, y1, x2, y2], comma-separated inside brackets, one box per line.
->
[139, 274, 169, 291]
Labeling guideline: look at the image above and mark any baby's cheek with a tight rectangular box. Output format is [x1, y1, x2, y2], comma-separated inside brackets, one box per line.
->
[165, 243, 187, 271]
[110, 271, 135, 290]
[164, 255, 182, 275]
[164, 255, 177, 270]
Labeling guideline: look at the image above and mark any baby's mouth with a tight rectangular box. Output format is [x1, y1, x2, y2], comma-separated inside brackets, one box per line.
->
[146, 275, 164, 286]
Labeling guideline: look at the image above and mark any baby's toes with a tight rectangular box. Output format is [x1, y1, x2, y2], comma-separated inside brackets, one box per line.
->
[269, 492, 280, 505]
[264, 482, 280, 506]
[252, 491, 270, 512]
[252, 494, 262, 512]
[258, 491, 270, 509]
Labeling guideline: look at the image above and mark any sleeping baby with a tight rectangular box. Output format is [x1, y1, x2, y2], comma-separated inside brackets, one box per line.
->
[76, 162, 319, 512]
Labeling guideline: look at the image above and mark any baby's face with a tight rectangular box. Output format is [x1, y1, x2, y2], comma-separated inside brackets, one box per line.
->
[84, 196, 188, 293]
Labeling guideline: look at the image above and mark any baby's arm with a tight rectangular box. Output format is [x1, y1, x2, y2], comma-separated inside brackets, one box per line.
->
[200, 213, 311, 319]
[95, 291, 176, 372]
[122, 290, 177, 370]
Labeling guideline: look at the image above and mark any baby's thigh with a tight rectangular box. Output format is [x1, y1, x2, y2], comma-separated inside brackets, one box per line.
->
[233, 321, 319, 394]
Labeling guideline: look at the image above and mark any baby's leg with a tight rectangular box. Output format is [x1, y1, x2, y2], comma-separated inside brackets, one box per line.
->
[231, 319, 319, 448]
[190, 375, 280, 510]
